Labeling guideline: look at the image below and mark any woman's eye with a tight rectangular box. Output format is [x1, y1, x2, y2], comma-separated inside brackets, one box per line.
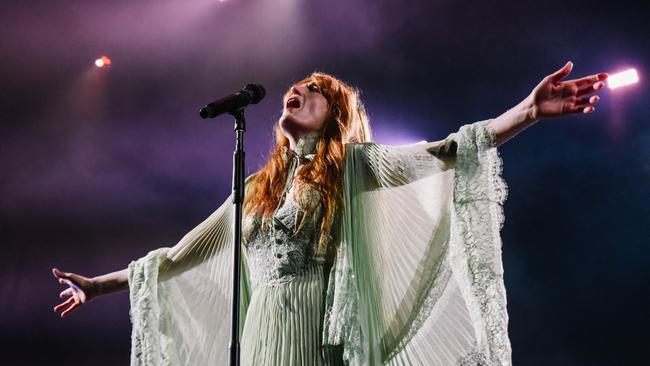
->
[306, 83, 320, 93]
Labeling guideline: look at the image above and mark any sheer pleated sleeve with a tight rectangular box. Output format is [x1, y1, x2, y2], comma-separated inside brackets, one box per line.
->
[323, 119, 511, 365]
[128, 184, 253, 365]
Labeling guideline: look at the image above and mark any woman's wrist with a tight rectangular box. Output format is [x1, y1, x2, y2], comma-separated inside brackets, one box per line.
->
[89, 276, 103, 298]
[522, 94, 541, 124]
[488, 96, 540, 147]
[91, 268, 129, 297]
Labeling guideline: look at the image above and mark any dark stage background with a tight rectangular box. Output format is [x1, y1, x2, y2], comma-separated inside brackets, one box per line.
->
[1, 1, 648, 365]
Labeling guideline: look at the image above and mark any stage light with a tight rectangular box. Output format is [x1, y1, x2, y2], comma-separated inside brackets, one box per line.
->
[607, 68, 638, 89]
[94, 56, 112, 68]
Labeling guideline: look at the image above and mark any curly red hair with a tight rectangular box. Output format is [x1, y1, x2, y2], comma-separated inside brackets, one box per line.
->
[244, 72, 372, 252]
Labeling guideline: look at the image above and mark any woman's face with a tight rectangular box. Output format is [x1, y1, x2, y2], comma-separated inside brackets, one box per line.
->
[279, 80, 329, 139]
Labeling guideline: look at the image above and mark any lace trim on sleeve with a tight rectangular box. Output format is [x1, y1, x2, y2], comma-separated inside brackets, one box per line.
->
[323, 240, 365, 365]
[128, 248, 169, 366]
[453, 120, 508, 207]
[451, 120, 511, 365]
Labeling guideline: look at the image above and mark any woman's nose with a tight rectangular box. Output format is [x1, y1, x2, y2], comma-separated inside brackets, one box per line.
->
[291, 85, 303, 96]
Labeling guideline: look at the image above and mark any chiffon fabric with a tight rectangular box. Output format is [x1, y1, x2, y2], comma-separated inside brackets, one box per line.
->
[127, 119, 511, 365]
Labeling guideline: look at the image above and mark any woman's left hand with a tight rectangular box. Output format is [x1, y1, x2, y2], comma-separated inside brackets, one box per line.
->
[529, 61, 608, 120]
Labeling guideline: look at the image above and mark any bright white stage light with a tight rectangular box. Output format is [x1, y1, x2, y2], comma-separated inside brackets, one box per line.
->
[607, 68, 639, 89]
[94, 56, 112, 68]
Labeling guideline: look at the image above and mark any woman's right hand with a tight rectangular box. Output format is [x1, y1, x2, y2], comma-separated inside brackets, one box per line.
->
[52, 268, 99, 318]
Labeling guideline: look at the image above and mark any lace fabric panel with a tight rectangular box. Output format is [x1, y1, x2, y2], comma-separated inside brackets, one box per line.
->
[244, 189, 325, 290]
[128, 247, 168, 366]
[449, 120, 510, 365]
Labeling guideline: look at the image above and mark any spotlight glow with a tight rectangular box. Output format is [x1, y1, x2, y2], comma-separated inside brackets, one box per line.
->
[607, 68, 639, 89]
[94, 55, 112, 68]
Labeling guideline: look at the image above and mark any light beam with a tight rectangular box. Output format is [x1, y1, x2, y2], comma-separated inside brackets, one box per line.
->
[607, 68, 638, 89]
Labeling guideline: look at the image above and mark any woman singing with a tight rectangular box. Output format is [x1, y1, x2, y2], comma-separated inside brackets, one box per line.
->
[53, 61, 607, 365]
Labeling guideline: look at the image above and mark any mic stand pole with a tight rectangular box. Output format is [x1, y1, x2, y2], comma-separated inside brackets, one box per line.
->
[229, 109, 245, 366]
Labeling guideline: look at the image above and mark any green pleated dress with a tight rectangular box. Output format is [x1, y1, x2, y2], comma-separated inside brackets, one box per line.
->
[128, 120, 512, 366]
[239, 132, 345, 365]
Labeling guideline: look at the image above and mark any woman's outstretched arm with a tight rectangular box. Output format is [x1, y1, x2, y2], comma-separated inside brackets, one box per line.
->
[488, 61, 608, 147]
[52, 267, 128, 318]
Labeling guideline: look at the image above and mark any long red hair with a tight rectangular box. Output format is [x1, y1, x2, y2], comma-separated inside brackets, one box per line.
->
[244, 72, 372, 252]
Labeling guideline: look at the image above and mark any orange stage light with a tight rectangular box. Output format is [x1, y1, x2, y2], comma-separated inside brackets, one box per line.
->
[94, 55, 112, 68]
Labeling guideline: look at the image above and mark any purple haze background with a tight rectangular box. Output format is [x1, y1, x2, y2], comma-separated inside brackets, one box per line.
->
[1, 0, 648, 365]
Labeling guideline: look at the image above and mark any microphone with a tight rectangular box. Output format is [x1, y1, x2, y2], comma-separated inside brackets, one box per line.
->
[199, 84, 266, 119]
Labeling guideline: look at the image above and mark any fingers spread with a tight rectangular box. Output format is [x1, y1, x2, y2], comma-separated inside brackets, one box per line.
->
[53, 268, 75, 280]
[568, 105, 596, 114]
[594, 81, 606, 89]
[577, 81, 606, 98]
[61, 302, 81, 318]
[67, 272, 84, 284]
[549, 61, 573, 83]
[571, 72, 608, 88]
[60, 288, 73, 299]
[571, 74, 601, 89]
[575, 95, 600, 106]
[54, 297, 75, 312]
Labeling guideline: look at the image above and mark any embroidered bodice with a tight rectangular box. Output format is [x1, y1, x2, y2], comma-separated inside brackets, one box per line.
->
[243, 133, 328, 290]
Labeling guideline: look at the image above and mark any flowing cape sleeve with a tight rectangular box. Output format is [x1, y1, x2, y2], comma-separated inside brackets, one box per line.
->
[128, 180, 253, 365]
[323, 120, 511, 365]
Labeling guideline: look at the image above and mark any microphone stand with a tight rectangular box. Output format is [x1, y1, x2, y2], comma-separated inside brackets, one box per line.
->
[229, 109, 245, 366]
[199, 83, 264, 366]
